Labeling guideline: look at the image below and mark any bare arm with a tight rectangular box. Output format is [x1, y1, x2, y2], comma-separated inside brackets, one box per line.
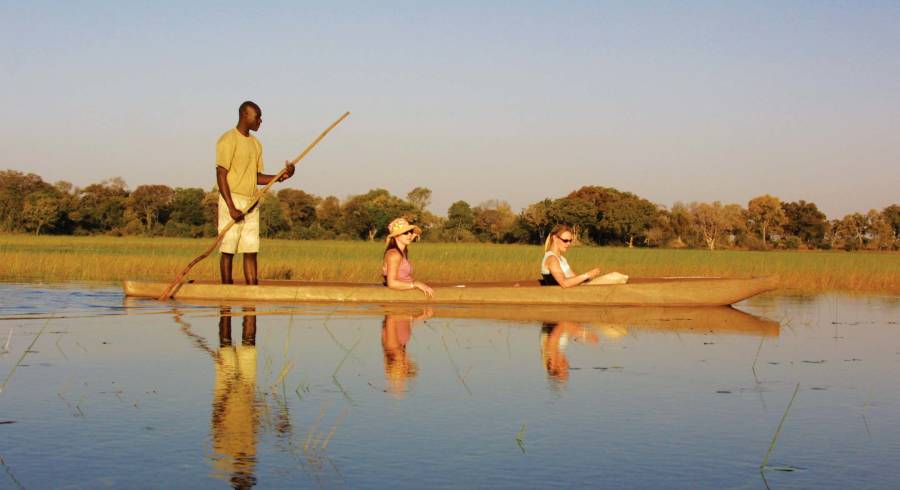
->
[384, 250, 434, 298]
[546, 255, 601, 288]
[257, 161, 295, 185]
[216, 166, 243, 222]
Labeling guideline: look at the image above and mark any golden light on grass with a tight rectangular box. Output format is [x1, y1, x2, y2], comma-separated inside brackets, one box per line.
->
[1, 234, 898, 294]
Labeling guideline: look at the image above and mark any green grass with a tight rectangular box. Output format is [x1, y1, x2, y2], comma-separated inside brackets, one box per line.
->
[1, 234, 898, 293]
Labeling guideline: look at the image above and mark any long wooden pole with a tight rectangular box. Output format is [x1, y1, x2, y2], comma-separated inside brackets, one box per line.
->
[158, 111, 350, 300]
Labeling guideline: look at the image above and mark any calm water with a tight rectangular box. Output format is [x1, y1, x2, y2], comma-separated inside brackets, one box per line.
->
[0, 284, 898, 489]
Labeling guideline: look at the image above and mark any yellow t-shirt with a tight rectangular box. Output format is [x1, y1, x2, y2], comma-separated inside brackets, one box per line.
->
[216, 128, 264, 198]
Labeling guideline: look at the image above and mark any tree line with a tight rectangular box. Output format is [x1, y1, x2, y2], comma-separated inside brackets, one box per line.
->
[1, 169, 898, 251]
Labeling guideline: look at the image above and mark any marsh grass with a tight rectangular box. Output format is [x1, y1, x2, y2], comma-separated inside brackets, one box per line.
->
[761, 383, 801, 472]
[515, 423, 527, 453]
[0, 453, 26, 490]
[0, 317, 50, 396]
[1, 234, 898, 293]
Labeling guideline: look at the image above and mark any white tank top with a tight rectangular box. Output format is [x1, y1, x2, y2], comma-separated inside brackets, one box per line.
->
[541, 251, 575, 278]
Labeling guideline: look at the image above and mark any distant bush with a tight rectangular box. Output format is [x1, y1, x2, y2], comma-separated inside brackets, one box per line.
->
[783, 235, 802, 250]
[743, 235, 767, 251]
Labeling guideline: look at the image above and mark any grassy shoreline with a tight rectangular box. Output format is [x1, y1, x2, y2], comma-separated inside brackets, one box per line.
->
[1, 234, 898, 293]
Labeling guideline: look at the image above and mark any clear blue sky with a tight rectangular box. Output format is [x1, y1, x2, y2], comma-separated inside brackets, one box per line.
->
[2, 1, 898, 219]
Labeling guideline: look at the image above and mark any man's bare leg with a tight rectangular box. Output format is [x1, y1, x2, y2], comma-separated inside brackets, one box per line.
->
[220, 253, 234, 284]
[243, 253, 258, 285]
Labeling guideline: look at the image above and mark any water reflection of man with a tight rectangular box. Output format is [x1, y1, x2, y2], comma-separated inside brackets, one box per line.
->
[381, 308, 432, 397]
[540, 321, 598, 381]
[211, 306, 259, 489]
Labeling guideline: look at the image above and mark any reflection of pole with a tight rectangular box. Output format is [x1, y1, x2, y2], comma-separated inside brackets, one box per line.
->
[171, 309, 216, 359]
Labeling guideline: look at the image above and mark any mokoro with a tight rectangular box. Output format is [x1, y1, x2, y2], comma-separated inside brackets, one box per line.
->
[124, 276, 777, 307]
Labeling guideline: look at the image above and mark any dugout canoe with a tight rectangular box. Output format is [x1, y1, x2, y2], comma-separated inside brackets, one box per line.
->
[124, 276, 778, 307]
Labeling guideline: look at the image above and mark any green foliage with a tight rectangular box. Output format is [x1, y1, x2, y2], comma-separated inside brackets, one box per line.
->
[169, 188, 207, 227]
[519, 199, 552, 243]
[781, 200, 826, 249]
[126, 184, 175, 234]
[882, 204, 900, 247]
[598, 195, 659, 247]
[0, 170, 57, 232]
[783, 235, 802, 250]
[70, 178, 129, 233]
[342, 189, 416, 240]
[316, 196, 342, 232]
[277, 188, 319, 236]
[689, 201, 744, 250]
[747, 195, 787, 247]
[3, 168, 898, 253]
[472, 200, 517, 242]
[22, 191, 65, 235]
[546, 198, 596, 241]
[445, 200, 475, 242]
[260, 194, 290, 238]
[406, 187, 432, 211]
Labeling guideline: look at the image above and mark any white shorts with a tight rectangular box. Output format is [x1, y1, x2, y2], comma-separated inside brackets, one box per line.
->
[218, 195, 260, 254]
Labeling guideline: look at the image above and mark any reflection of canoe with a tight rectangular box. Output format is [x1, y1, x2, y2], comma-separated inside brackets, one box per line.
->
[125, 276, 777, 307]
[370, 304, 780, 336]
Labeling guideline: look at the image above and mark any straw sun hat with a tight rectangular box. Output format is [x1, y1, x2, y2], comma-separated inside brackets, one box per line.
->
[386, 218, 421, 242]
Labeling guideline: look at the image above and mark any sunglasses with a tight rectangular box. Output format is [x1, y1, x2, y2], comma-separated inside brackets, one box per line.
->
[557, 236, 574, 244]
[401, 229, 416, 236]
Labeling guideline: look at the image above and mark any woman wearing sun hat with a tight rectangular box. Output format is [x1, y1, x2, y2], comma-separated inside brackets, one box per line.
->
[383, 218, 434, 298]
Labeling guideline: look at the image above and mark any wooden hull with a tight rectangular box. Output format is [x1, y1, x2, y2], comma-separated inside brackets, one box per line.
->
[204, 304, 779, 336]
[124, 276, 778, 307]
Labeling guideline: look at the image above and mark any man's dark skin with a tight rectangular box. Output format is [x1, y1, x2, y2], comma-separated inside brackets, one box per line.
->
[217, 104, 295, 285]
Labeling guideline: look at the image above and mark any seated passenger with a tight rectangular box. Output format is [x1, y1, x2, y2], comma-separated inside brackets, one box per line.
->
[383, 218, 434, 298]
[540, 224, 628, 287]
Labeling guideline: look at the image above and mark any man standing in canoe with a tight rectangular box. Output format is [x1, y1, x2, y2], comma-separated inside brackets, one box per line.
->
[216, 100, 295, 285]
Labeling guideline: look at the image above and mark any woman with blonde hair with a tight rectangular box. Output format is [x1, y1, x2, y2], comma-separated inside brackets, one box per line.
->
[383, 218, 434, 298]
[540, 224, 628, 287]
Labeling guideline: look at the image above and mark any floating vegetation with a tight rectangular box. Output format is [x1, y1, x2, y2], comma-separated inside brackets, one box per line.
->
[295, 381, 310, 401]
[515, 423, 527, 453]
[331, 337, 360, 379]
[440, 334, 472, 396]
[761, 383, 800, 472]
[2, 327, 12, 354]
[752, 336, 765, 378]
[1, 317, 51, 396]
[272, 361, 294, 391]
[0, 454, 26, 490]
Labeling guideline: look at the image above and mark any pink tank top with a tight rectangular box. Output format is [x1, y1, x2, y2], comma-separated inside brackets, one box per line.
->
[383, 254, 414, 283]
